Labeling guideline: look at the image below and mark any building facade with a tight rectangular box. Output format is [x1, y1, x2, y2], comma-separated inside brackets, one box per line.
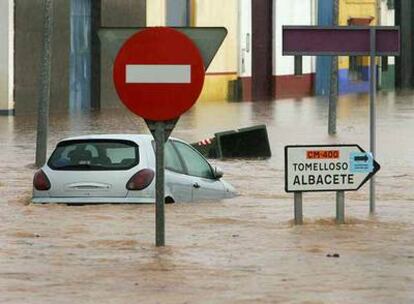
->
[0, 0, 405, 116]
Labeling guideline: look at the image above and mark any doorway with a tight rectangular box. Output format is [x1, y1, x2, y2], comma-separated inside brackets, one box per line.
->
[251, 0, 273, 100]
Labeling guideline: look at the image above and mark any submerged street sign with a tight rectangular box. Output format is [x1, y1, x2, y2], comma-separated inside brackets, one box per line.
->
[110, 27, 227, 247]
[285, 145, 380, 193]
[282, 26, 399, 214]
[282, 26, 400, 56]
[113, 27, 206, 121]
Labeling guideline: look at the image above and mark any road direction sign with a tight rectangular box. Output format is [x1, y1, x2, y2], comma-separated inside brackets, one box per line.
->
[282, 26, 399, 214]
[285, 145, 380, 193]
[113, 27, 205, 121]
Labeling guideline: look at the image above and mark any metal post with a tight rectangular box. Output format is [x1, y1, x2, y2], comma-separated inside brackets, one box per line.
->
[336, 191, 345, 224]
[154, 122, 165, 246]
[369, 28, 376, 215]
[146, 119, 177, 247]
[35, 0, 54, 167]
[328, 0, 339, 135]
[294, 192, 303, 225]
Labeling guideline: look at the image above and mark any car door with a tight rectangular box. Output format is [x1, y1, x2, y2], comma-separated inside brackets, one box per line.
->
[172, 141, 226, 201]
[164, 140, 193, 202]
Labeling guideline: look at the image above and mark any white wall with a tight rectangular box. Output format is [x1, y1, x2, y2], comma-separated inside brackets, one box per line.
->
[0, 0, 14, 112]
[274, 0, 317, 76]
[237, 0, 251, 77]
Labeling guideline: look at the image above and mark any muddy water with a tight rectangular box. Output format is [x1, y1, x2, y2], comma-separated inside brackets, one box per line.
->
[1, 93, 414, 303]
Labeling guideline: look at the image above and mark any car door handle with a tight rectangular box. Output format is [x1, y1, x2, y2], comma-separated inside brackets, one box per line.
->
[193, 183, 201, 189]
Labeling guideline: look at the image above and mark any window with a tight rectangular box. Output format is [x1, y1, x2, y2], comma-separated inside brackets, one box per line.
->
[173, 141, 214, 179]
[48, 139, 139, 170]
[165, 141, 185, 173]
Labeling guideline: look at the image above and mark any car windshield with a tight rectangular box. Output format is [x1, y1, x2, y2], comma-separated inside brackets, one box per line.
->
[48, 139, 139, 171]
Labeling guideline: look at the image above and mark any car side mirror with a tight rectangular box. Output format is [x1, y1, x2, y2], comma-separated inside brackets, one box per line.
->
[213, 166, 224, 179]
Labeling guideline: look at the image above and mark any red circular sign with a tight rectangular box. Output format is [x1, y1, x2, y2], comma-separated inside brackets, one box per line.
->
[113, 27, 205, 121]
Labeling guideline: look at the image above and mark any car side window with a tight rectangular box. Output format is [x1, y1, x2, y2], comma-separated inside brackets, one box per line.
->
[173, 141, 214, 179]
[165, 141, 185, 173]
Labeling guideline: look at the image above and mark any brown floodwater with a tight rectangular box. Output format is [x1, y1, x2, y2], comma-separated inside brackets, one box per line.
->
[1, 92, 414, 303]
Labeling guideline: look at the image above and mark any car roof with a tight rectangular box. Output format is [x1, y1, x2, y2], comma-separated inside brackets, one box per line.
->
[57, 134, 183, 144]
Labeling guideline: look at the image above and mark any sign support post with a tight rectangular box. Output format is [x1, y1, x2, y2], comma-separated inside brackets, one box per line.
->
[146, 120, 177, 247]
[336, 191, 345, 224]
[328, 56, 338, 135]
[294, 192, 303, 225]
[328, 1, 339, 136]
[369, 28, 377, 215]
[154, 122, 166, 246]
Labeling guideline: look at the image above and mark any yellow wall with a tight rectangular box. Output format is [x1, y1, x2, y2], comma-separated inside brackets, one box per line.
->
[193, 0, 238, 101]
[197, 74, 237, 102]
[193, 0, 238, 74]
[338, 0, 378, 69]
[146, 0, 238, 101]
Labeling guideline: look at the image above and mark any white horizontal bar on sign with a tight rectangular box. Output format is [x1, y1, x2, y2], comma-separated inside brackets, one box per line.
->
[126, 64, 191, 84]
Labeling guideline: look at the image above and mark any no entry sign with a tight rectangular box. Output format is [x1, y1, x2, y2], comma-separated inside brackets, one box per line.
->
[285, 145, 380, 192]
[113, 27, 205, 121]
[109, 27, 226, 246]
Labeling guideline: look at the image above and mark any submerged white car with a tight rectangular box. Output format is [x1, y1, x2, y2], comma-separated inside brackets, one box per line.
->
[32, 134, 236, 204]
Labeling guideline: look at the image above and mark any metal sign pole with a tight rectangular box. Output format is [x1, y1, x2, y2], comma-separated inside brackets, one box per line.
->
[336, 191, 345, 224]
[328, 0, 339, 136]
[328, 55, 338, 135]
[146, 119, 177, 247]
[35, 0, 54, 167]
[154, 122, 166, 247]
[369, 28, 377, 215]
[294, 192, 303, 225]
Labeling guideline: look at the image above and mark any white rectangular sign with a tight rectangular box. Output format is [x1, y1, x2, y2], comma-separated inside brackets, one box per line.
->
[126, 64, 191, 84]
[285, 145, 379, 192]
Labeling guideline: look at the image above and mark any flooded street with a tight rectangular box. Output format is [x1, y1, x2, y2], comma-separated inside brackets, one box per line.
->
[1, 93, 414, 303]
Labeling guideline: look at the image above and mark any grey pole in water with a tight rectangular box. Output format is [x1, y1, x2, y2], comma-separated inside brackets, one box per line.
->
[369, 28, 377, 215]
[328, 0, 339, 135]
[294, 192, 303, 225]
[146, 119, 176, 247]
[36, 0, 54, 167]
[154, 122, 166, 246]
[336, 191, 345, 224]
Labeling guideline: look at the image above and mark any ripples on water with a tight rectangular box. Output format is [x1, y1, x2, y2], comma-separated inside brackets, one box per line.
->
[1, 93, 414, 303]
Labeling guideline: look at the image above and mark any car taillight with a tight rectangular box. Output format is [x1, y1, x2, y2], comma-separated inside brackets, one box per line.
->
[33, 169, 51, 191]
[126, 169, 155, 190]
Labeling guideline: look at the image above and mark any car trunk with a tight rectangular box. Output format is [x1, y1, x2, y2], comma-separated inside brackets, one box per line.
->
[45, 169, 135, 198]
